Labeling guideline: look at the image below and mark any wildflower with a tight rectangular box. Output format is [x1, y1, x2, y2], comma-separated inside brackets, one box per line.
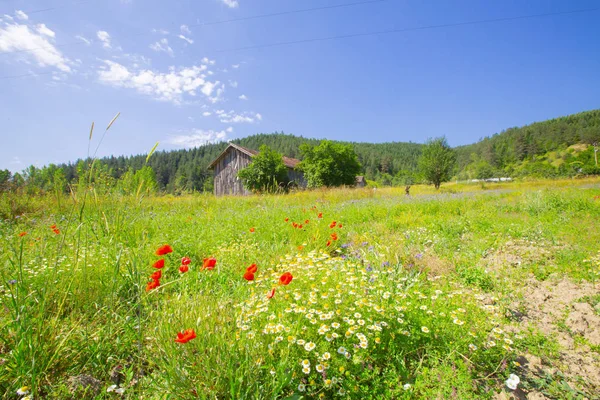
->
[403, 383, 411, 390]
[181, 256, 192, 265]
[298, 383, 306, 392]
[8, 279, 17, 285]
[179, 265, 189, 273]
[285, 218, 289, 222]
[316, 364, 324, 372]
[298, 224, 303, 229]
[469, 344, 478, 351]
[326, 240, 332, 247]
[279, 272, 293, 285]
[249, 227, 255, 233]
[338, 224, 343, 228]
[150, 270, 162, 280]
[301, 359, 310, 367]
[245, 264, 258, 274]
[107, 385, 118, 392]
[156, 244, 173, 256]
[318, 213, 323, 218]
[243, 271, 255, 281]
[302, 366, 310, 374]
[486, 340, 496, 348]
[267, 288, 276, 299]
[53, 228, 61, 235]
[203, 257, 217, 270]
[305, 220, 310, 224]
[146, 280, 160, 291]
[17, 386, 29, 395]
[331, 232, 338, 241]
[115, 387, 125, 394]
[330, 221, 337, 228]
[337, 346, 347, 354]
[322, 352, 331, 360]
[505, 374, 520, 390]
[175, 329, 196, 344]
[152, 259, 165, 269]
[50, 224, 57, 229]
[421, 326, 430, 333]
[19, 232, 27, 237]
[304, 342, 316, 351]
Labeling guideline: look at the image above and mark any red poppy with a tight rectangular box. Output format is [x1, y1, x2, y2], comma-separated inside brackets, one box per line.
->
[50, 224, 57, 229]
[179, 265, 189, 273]
[249, 227, 255, 233]
[279, 272, 293, 285]
[150, 270, 162, 280]
[156, 244, 173, 256]
[246, 263, 258, 274]
[267, 288, 276, 299]
[53, 228, 61, 235]
[331, 232, 338, 241]
[318, 213, 323, 219]
[329, 221, 337, 229]
[181, 256, 192, 265]
[243, 271, 255, 281]
[298, 224, 303, 229]
[152, 259, 165, 269]
[305, 220, 310, 224]
[175, 329, 196, 344]
[338, 224, 343, 228]
[203, 257, 217, 270]
[298, 245, 304, 251]
[146, 279, 160, 291]
[285, 218, 289, 222]
[292, 222, 298, 228]
[18, 232, 27, 237]
[326, 240, 331, 247]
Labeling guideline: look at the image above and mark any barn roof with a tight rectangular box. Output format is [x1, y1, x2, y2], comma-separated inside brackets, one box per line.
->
[208, 143, 301, 169]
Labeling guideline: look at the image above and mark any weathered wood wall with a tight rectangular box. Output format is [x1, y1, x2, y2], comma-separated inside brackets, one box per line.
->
[287, 168, 306, 188]
[213, 148, 253, 196]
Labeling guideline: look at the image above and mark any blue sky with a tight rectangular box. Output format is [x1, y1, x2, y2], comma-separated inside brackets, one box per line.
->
[1, 0, 599, 172]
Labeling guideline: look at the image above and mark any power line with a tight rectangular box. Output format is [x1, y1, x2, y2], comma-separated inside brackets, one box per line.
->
[0, 0, 388, 57]
[0, 71, 53, 80]
[23, 1, 95, 16]
[0, 6, 598, 81]
[217, 7, 600, 52]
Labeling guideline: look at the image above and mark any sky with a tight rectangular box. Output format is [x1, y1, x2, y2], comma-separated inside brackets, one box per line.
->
[1, 0, 599, 172]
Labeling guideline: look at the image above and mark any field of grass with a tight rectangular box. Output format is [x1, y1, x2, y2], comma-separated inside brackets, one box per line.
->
[1, 179, 600, 399]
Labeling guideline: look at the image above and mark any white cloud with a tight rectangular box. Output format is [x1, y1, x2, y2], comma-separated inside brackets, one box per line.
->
[97, 30, 111, 48]
[0, 23, 71, 72]
[75, 35, 91, 45]
[97, 60, 220, 104]
[202, 111, 212, 117]
[216, 110, 262, 124]
[152, 28, 169, 35]
[3, 15, 14, 22]
[188, 116, 195, 122]
[238, 94, 247, 100]
[201, 57, 215, 65]
[167, 128, 229, 148]
[149, 38, 173, 56]
[220, 0, 239, 8]
[178, 34, 193, 44]
[180, 25, 191, 35]
[226, 126, 233, 133]
[232, 64, 240, 69]
[15, 10, 28, 21]
[35, 24, 55, 38]
[10, 156, 21, 165]
[229, 80, 238, 88]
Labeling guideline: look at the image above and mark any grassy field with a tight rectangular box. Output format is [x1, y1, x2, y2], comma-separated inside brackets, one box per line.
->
[1, 179, 600, 399]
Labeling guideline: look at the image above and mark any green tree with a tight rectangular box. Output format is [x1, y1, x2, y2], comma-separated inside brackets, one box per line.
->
[298, 140, 361, 188]
[418, 137, 456, 189]
[238, 145, 289, 193]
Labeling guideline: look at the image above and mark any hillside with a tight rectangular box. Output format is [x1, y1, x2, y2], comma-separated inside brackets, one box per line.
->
[456, 109, 600, 177]
[59, 133, 423, 191]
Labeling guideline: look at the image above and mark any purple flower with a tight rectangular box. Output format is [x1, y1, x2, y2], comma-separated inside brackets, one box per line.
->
[415, 253, 423, 260]
[366, 264, 373, 272]
[8, 279, 17, 285]
[341, 243, 350, 249]
[381, 261, 390, 267]
[361, 242, 368, 246]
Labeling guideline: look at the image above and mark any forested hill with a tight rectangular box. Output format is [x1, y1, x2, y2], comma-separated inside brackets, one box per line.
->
[67, 134, 423, 191]
[455, 109, 600, 173]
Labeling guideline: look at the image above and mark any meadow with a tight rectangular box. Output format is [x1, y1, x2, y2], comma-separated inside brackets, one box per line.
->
[1, 179, 600, 399]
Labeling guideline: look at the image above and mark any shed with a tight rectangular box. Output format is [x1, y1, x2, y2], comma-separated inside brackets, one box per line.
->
[208, 143, 305, 196]
[355, 176, 366, 188]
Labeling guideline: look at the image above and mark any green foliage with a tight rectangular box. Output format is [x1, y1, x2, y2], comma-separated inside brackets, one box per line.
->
[238, 145, 289, 193]
[418, 137, 456, 189]
[298, 140, 362, 187]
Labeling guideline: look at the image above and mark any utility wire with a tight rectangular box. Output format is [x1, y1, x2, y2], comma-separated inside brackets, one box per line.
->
[23, 1, 95, 16]
[0, 6, 598, 81]
[0, 0, 388, 56]
[217, 7, 600, 52]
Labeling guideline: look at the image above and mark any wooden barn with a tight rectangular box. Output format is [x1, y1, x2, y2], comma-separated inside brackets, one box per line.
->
[208, 143, 305, 196]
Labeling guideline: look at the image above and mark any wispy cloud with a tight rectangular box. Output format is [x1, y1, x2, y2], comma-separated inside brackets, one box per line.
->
[10, 156, 21, 165]
[75, 35, 91, 45]
[220, 0, 239, 8]
[15, 10, 28, 21]
[178, 34, 193, 44]
[0, 22, 71, 72]
[149, 38, 173, 56]
[97, 60, 222, 105]
[215, 109, 261, 124]
[238, 94, 247, 100]
[167, 128, 230, 148]
[180, 25, 191, 35]
[229, 80, 238, 88]
[202, 111, 212, 117]
[152, 28, 169, 35]
[96, 30, 111, 48]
